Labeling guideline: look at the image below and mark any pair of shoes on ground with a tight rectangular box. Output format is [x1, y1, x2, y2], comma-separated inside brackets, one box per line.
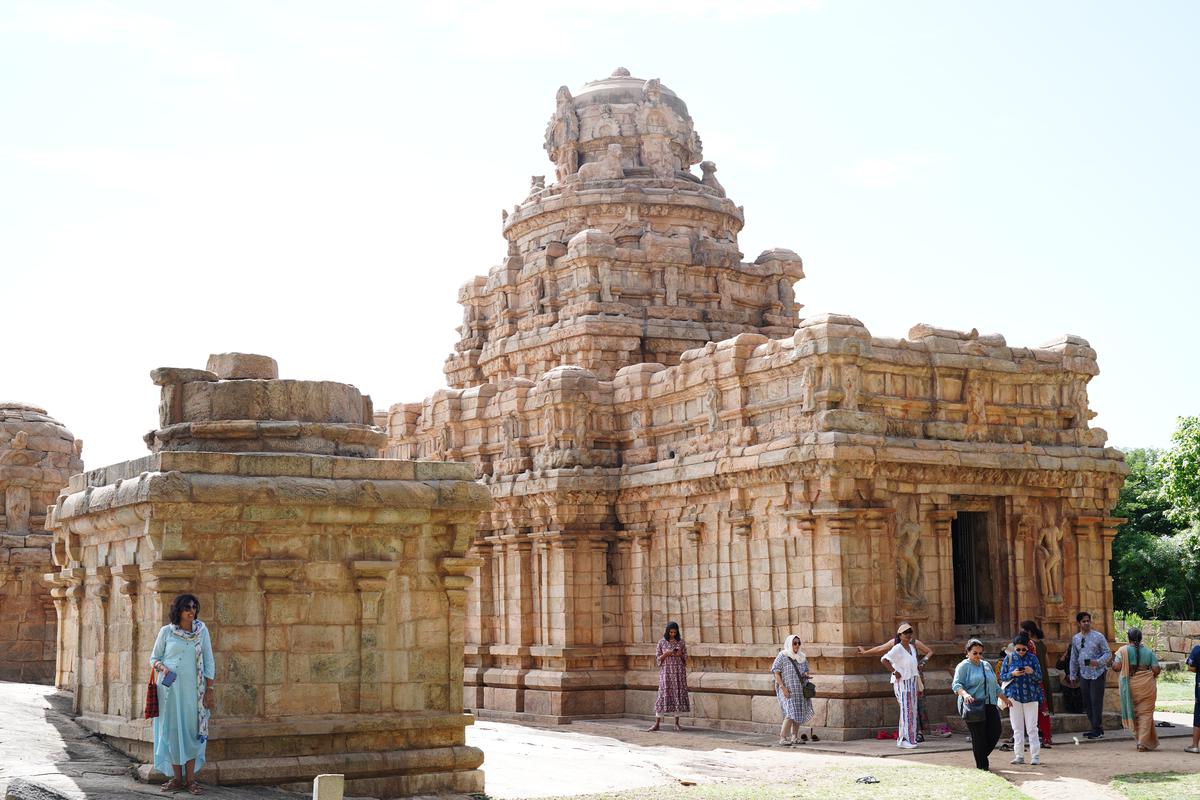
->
[897, 741, 918, 749]
[1009, 756, 1041, 766]
[1184, 745, 1200, 753]
[1083, 730, 1105, 739]
[161, 779, 201, 794]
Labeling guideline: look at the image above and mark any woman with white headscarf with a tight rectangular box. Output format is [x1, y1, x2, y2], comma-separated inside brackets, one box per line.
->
[770, 633, 814, 745]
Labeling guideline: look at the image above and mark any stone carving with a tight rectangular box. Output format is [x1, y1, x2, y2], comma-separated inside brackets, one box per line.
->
[778, 277, 796, 316]
[700, 161, 725, 197]
[705, 381, 721, 432]
[640, 135, 675, 178]
[543, 406, 560, 451]
[841, 364, 861, 411]
[896, 521, 924, 605]
[597, 260, 614, 302]
[663, 265, 680, 306]
[591, 104, 621, 138]
[966, 372, 988, 426]
[1037, 524, 1065, 602]
[502, 413, 521, 459]
[577, 143, 625, 182]
[1069, 378, 1090, 429]
[527, 175, 546, 200]
[545, 86, 580, 181]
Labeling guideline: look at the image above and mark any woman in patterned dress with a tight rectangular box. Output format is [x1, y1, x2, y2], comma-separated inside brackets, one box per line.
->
[771, 634, 814, 745]
[881, 623, 921, 748]
[647, 622, 689, 731]
[150, 593, 216, 794]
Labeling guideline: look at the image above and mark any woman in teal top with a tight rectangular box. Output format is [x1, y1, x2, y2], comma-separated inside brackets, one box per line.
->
[952, 638, 1001, 771]
[150, 594, 216, 794]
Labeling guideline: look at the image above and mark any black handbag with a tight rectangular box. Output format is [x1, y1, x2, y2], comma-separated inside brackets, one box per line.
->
[788, 658, 816, 699]
[961, 699, 986, 723]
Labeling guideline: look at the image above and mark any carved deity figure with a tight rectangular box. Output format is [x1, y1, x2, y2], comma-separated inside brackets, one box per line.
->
[597, 260, 614, 302]
[777, 277, 796, 317]
[699, 161, 725, 197]
[592, 104, 621, 138]
[502, 413, 520, 459]
[532, 276, 547, 314]
[640, 135, 676, 178]
[573, 405, 590, 451]
[896, 521, 924, 604]
[841, 365, 860, 411]
[1036, 525, 1064, 601]
[542, 406, 560, 451]
[966, 374, 988, 426]
[798, 364, 815, 412]
[544, 86, 580, 181]
[705, 381, 721, 433]
[578, 143, 625, 182]
[663, 265, 680, 306]
[526, 175, 546, 200]
[1070, 378, 1090, 429]
[461, 303, 477, 340]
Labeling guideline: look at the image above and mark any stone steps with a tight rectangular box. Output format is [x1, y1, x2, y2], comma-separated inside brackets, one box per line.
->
[945, 710, 1121, 736]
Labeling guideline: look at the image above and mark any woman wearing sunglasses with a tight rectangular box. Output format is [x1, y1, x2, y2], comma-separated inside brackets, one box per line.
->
[149, 594, 216, 794]
[999, 633, 1043, 765]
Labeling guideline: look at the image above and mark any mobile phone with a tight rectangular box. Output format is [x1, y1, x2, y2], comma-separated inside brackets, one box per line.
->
[162, 670, 177, 687]
[1082, 658, 1092, 666]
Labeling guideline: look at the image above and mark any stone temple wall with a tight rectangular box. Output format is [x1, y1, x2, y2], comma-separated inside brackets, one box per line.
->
[0, 403, 83, 683]
[386, 69, 1128, 738]
[46, 355, 490, 796]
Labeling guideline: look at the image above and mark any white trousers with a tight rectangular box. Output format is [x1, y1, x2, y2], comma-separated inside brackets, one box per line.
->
[1008, 699, 1040, 759]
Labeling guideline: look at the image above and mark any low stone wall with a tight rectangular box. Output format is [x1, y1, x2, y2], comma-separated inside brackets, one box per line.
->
[1148, 620, 1200, 660]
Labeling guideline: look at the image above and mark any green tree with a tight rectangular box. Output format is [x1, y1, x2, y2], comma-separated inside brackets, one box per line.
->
[1159, 416, 1200, 525]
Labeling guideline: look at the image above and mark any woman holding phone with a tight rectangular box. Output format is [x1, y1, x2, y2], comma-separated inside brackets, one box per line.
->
[150, 593, 216, 794]
[647, 621, 690, 731]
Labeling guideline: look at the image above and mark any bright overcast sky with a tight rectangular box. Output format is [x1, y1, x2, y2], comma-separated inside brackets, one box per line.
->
[2, 1, 1196, 470]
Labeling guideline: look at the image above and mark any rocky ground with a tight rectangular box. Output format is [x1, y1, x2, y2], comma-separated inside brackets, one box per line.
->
[2, 681, 1196, 800]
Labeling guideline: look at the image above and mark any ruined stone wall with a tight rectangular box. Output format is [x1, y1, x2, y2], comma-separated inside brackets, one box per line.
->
[0, 403, 82, 683]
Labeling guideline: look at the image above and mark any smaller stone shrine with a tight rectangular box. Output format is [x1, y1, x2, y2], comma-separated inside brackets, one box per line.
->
[0, 403, 83, 683]
[45, 354, 490, 797]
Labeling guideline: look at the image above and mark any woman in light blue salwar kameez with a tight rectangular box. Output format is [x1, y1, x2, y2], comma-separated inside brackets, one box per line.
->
[150, 593, 215, 794]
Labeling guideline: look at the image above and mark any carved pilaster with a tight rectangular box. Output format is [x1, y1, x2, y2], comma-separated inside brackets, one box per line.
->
[353, 560, 393, 712]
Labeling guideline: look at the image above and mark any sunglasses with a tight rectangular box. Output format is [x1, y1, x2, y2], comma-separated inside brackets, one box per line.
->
[1014, 647, 1027, 653]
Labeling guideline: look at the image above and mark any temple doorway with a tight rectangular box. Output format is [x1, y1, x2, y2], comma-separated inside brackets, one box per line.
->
[952, 511, 995, 625]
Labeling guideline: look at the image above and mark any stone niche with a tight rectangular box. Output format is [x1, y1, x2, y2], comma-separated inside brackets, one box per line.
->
[45, 354, 490, 797]
[0, 403, 83, 683]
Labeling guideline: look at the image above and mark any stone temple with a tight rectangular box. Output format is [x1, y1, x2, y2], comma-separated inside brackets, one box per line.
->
[386, 68, 1128, 738]
[0, 403, 83, 683]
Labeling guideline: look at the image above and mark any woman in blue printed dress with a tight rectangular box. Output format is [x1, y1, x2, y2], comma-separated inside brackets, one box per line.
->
[150, 593, 216, 794]
[1000, 633, 1044, 765]
[771, 634, 814, 745]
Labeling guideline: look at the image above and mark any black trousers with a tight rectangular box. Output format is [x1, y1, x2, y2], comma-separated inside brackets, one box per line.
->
[966, 704, 1002, 770]
[1081, 676, 1106, 734]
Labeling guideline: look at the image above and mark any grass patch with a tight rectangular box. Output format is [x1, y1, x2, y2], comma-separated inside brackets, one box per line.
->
[1111, 771, 1200, 800]
[490, 764, 1030, 800]
[1154, 669, 1195, 712]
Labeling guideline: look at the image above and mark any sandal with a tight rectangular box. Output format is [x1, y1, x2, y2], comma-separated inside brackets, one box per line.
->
[186, 782, 202, 795]
[777, 739, 793, 747]
[1155, 721, 1174, 728]
[161, 778, 184, 793]
[799, 733, 809, 742]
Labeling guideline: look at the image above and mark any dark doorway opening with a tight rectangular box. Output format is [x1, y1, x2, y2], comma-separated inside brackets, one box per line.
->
[952, 511, 995, 625]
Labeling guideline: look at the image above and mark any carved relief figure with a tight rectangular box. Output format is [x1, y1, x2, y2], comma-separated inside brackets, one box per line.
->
[532, 276, 546, 314]
[705, 381, 721, 433]
[1070, 378, 1090, 429]
[798, 364, 815, 412]
[841, 364, 860, 411]
[573, 404, 590, 451]
[502, 413, 520, 459]
[526, 175, 546, 200]
[663, 265, 680, 306]
[716, 271, 733, 310]
[896, 521, 924, 605]
[461, 303, 477, 340]
[597, 260, 614, 302]
[640, 135, 676, 178]
[699, 161, 725, 197]
[1036, 525, 1064, 602]
[777, 277, 796, 316]
[544, 86, 580, 181]
[592, 104, 620, 138]
[542, 406, 560, 451]
[577, 143, 625, 182]
[966, 373, 988, 426]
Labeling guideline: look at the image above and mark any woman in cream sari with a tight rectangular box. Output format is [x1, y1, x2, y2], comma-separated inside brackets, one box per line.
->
[1113, 627, 1161, 751]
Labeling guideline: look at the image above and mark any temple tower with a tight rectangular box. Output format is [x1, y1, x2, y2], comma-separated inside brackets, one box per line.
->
[0, 402, 82, 683]
[388, 71, 1127, 738]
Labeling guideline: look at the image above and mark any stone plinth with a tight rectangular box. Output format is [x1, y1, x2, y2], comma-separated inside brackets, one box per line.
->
[46, 357, 490, 797]
[0, 403, 83, 683]
[386, 72, 1128, 739]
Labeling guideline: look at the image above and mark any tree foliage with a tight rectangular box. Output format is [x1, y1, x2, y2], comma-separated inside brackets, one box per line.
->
[1111, 418, 1200, 618]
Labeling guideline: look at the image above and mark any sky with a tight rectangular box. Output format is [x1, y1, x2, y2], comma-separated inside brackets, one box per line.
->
[1, 1, 1196, 470]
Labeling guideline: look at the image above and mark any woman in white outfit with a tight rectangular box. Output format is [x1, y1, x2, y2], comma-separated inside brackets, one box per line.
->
[880, 623, 921, 749]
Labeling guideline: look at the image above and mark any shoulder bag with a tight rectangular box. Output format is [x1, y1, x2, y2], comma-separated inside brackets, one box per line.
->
[959, 662, 987, 723]
[143, 671, 159, 719]
[787, 658, 817, 699]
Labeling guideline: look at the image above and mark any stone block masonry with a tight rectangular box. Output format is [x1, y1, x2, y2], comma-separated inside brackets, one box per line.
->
[45, 354, 491, 797]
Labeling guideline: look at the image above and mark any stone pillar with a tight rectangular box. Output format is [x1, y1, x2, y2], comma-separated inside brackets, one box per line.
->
[44, 354, 491, 797]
